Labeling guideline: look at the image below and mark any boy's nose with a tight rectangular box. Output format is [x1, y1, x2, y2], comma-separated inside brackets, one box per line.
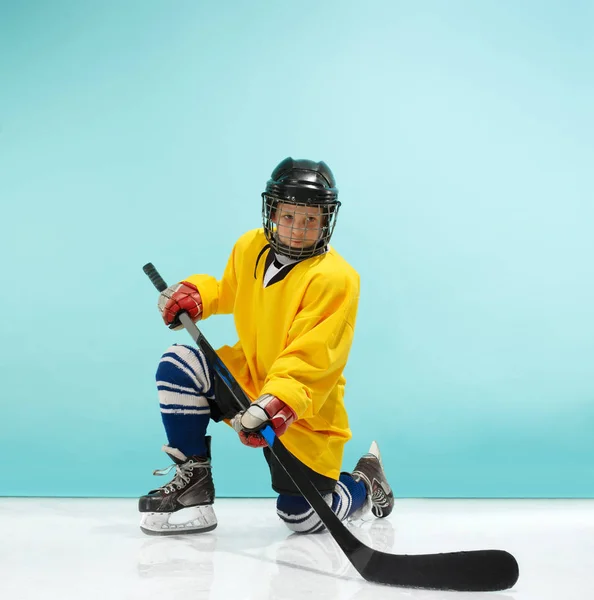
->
[292, 219, 306, 237]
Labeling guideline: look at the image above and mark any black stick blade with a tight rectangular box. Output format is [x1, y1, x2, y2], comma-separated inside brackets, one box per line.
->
[270, 433, 519, 592]
[359, 547, 519, 591]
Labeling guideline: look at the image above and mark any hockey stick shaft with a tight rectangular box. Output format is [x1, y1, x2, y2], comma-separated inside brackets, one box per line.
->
[143, 262, 519, 591]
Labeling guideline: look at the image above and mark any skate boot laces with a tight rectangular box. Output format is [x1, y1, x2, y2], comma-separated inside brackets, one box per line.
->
[153, 459, 211, 495]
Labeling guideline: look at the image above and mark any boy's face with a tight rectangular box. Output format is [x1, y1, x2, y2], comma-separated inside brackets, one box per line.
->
[272, 202, 324, 250]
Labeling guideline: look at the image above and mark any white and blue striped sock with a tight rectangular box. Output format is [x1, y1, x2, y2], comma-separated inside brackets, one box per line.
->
[155, 344, 214, 457]
[276, 473, 367, 533]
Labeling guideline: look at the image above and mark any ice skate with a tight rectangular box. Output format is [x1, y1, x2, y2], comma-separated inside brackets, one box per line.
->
[350, 441, 394, 519]
[139, 439, 217, 535]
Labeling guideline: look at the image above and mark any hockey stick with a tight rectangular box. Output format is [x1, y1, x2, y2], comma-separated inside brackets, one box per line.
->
[143, 262, 519, 591]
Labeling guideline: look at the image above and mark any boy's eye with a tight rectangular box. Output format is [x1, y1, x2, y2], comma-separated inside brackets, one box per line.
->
[307, 216, 319, 223]
[282, 215, 293, 221]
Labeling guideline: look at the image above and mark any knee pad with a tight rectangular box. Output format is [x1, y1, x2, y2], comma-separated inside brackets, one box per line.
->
[157, 344, 245, 422]
[157, 344, 214, 397]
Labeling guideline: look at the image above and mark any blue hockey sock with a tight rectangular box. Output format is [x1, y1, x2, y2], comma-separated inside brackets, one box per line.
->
[275, 472, 368, 533]
[160, 413, 209, 457]
[156, 345, 214, 458]
[334, 471, 367, 519]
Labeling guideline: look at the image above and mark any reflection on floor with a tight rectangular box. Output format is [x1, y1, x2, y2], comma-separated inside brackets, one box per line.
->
[0, 498, 592, 599]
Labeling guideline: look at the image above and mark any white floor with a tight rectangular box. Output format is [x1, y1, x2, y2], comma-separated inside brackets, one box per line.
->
[0, 498, 592, 600]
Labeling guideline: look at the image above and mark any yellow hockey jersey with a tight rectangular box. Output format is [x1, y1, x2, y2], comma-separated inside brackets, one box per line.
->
[185, 228, 360, 480]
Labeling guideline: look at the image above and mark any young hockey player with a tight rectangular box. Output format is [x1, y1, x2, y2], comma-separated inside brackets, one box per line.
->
[139, 157, 394, 535]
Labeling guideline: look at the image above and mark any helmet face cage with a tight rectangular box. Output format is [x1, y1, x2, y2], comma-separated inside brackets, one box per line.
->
[262, 194, 341, 260]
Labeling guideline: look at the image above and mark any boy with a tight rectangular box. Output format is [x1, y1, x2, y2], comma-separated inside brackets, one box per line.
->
[139, 157, 394, 535]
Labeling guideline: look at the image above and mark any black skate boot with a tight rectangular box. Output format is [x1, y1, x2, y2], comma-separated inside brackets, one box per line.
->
[139, 437, 216, 535]
[350, 441, 394, 519]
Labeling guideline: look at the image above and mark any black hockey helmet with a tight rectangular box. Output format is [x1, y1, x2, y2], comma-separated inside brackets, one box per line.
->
[262, 157, 341, 259]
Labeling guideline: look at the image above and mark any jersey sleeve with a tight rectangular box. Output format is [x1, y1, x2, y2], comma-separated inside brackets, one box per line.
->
[183, 241, 239, 318]
[259, 271, 360, 419]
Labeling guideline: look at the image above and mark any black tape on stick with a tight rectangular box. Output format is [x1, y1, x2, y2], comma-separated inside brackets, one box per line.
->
[143, 263, 168, 293]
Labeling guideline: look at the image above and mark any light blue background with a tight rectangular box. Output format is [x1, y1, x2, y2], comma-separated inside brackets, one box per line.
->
[1, 0, 593, 498]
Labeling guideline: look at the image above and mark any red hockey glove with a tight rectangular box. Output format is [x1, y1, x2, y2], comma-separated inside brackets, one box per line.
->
[231, 394, 297, 448]
[157, 281, 202, 329]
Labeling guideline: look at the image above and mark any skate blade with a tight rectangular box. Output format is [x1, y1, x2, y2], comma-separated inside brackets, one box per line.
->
[368, 440, 382, 464]
[140, 505, 217, 536]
